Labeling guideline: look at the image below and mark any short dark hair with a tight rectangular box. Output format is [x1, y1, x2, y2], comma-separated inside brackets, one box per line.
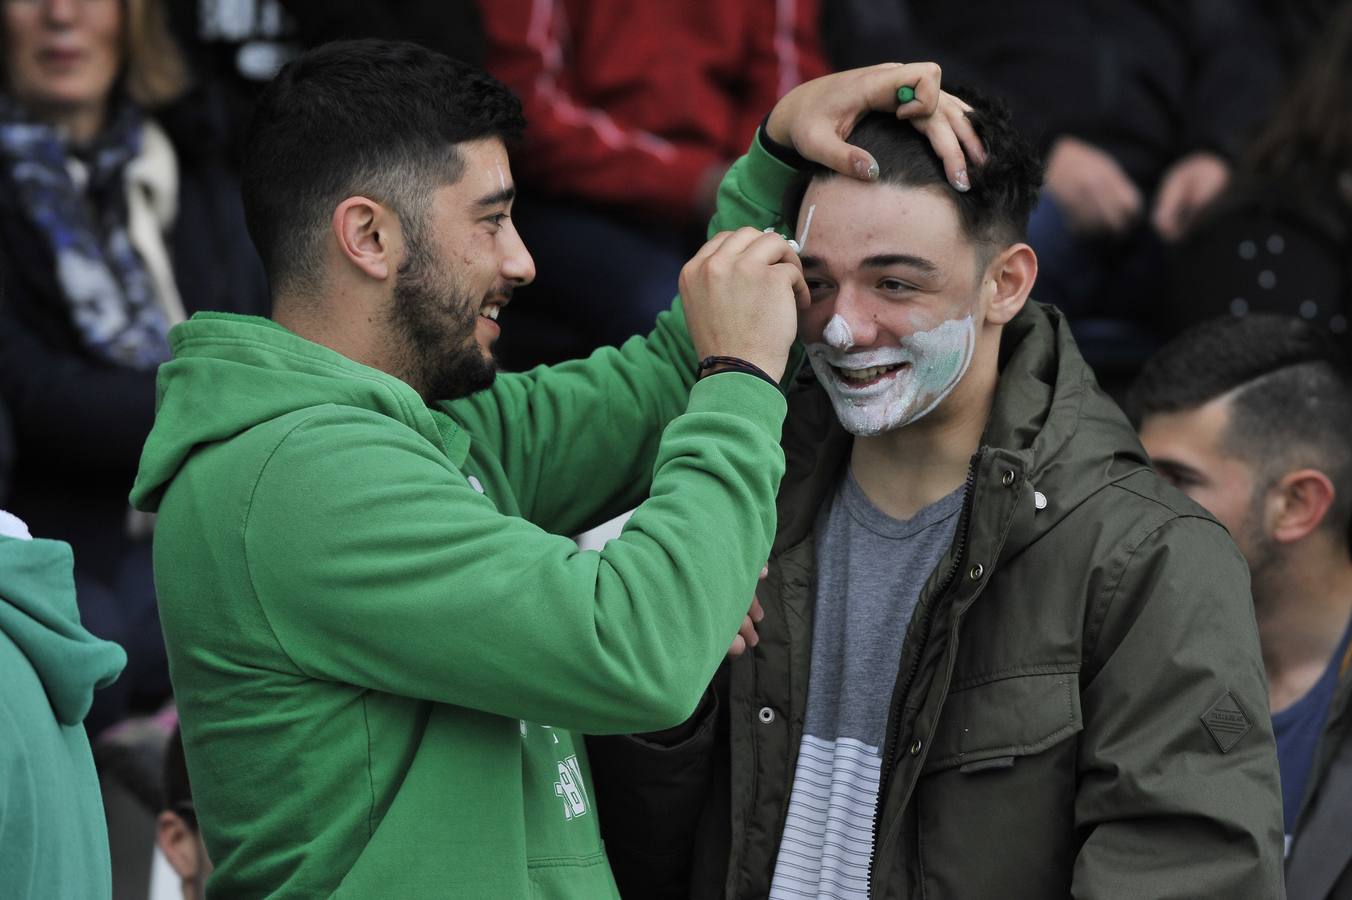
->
[782, 86, 1043, 249]
[1127, 314, 1352, 554]
[242, 39, 525, 294]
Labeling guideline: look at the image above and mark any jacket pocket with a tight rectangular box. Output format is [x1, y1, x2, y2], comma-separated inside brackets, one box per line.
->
[920, 669, 1082, 775]
[913, 670, 1083, 899]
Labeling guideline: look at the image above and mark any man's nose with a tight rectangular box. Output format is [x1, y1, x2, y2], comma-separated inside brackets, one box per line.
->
[829, 288, 877, 348]
[501, 220, 535, 286]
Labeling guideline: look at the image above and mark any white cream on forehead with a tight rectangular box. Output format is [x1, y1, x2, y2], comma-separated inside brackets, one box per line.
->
[806, 314, 976, 435]
[496, 164, 506, 191]
[796, 203, 816, 254]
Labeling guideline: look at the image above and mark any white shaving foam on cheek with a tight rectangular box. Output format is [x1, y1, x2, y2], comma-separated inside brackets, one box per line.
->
[806, 315, 976, 435]
[823, 314, 854, 350]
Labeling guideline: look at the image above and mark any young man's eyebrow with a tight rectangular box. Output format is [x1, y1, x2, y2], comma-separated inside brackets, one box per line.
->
[859, 253, 940, 276]
[474, 186, 516, 208]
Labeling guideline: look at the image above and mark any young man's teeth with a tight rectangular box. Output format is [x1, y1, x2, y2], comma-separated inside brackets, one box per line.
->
[840, 364, 893, 382]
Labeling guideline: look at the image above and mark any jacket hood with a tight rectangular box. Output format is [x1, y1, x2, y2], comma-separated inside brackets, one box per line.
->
[130, 312, 461, 512]
[776, 302, 1151, 557]
[0, 532, 126, 725]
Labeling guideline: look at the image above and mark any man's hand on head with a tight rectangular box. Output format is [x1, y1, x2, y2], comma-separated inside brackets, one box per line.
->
[679, 228, 808, 383]
[765, 62, 986, 192]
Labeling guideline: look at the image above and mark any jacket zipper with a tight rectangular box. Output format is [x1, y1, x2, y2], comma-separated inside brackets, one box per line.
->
[866, 450, 982, 898]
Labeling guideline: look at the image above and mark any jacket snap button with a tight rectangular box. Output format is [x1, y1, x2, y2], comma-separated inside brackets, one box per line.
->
[909, 738, 923, 756]
[758, 707, 776, 725]
[969, 563, 984, 581]
[1001, 469, 1016, 487]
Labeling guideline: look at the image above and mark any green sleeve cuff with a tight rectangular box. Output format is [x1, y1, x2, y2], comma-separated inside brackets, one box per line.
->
[687, 371, 787, 440]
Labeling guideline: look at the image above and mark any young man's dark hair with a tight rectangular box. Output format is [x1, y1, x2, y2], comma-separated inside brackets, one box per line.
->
[1127, 314, 1352, 555]
[241, 39, 525, 294]
[783, 87, 1043, 250]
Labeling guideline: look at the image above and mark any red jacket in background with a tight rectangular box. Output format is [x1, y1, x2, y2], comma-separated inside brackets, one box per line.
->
[480, 0, 827, 224]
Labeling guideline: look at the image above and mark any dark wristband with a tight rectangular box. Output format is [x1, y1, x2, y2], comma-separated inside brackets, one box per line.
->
[698, 355, 779, 388]
[757, 114, 807, 169]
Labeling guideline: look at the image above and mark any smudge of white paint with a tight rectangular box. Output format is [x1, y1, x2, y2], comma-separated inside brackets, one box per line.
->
[762, 226, 801, 254]
[797, 203, 816, 254]
[496, 164, 506, 192]
[805, 315, 976, 435]
[823, 314, 854, 350]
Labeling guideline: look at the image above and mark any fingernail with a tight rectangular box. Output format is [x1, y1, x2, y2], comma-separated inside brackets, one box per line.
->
[954, 168, 970, 192]
[760, 566, 769, 578]
[853, 157, 880, 181]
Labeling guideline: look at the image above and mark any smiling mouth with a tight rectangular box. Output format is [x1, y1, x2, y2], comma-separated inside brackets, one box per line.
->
[833, 362, 907, 386]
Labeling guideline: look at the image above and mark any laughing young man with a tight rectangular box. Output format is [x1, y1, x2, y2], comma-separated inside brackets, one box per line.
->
[127, 38, 979, 897]
[591, 91, 1285, 899]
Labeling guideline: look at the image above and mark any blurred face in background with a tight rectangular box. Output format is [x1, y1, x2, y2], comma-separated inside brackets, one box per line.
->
[4, 0, 122, 131]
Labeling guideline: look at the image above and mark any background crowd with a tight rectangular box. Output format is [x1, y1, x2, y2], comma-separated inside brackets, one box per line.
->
[0, 0, 1349, 897]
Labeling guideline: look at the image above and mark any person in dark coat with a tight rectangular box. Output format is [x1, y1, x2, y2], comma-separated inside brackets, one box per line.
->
[0, 0, 267, 738]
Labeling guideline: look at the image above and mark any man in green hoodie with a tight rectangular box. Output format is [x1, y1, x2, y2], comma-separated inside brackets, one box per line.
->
[0, 510, 127, 899]
[128, 37, 980, 897]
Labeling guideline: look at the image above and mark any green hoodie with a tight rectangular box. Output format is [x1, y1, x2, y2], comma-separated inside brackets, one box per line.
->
[0, 528, 127, 900]
[128, 136, 798, 897]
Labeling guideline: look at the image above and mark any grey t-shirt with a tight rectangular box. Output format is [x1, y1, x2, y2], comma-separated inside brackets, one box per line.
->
[769, 471, 963, 899]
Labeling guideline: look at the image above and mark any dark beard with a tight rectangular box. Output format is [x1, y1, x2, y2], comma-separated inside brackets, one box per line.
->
[390, 246, 498, 402]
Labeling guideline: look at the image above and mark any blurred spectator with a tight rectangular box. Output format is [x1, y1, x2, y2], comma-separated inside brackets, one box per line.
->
[0, 512, 127, 900]
[479, 0, 827, 366]
[1167, 0, 1352, 344]
[1129, 315, 1352, 897]
[824, 0, 1281, 370]
[0, 0, 268, 737]
[157, 726, 210, 900]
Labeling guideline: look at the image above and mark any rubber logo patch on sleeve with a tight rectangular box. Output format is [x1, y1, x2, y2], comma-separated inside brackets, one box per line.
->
[1201, 691, 1253, 753]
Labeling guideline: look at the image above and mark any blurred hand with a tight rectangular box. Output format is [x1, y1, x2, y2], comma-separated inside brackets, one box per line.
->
[765, 62, 985, 192]
[1152, 151, 1230, 242]
[680, 228, 807, 382]
[728, 567, 769, 658]
[1044, 136, 1143, 235]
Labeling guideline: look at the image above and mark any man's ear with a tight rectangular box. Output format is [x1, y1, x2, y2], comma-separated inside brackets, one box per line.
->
[156, 811, 201, 881]
[1268, 468, 1337, 545]
[983, 243, 1037, 326]
[331, 196, 397, 281]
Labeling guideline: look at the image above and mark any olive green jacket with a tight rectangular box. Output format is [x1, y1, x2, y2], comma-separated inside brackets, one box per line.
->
[592, 301, 1285, 899]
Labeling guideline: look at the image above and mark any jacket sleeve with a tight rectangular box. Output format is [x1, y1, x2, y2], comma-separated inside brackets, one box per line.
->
[478, 0, 723, 221]
[243, 373, 785, 737]
[1072, 515, 1286, 899]
[445, 132, 802, 536]
[587, 687, 723, 900]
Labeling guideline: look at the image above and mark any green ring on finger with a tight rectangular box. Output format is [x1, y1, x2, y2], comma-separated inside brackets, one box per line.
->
[896, 85, 916, 104]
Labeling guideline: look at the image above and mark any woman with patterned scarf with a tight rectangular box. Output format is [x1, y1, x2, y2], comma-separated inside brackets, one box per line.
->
[0, 0, 266, 754]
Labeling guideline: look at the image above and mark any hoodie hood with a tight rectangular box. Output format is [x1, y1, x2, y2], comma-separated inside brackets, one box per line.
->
[774, 302, 1152, 557]
[0, 530, 126, 725]
[130, 312, 468, 512]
